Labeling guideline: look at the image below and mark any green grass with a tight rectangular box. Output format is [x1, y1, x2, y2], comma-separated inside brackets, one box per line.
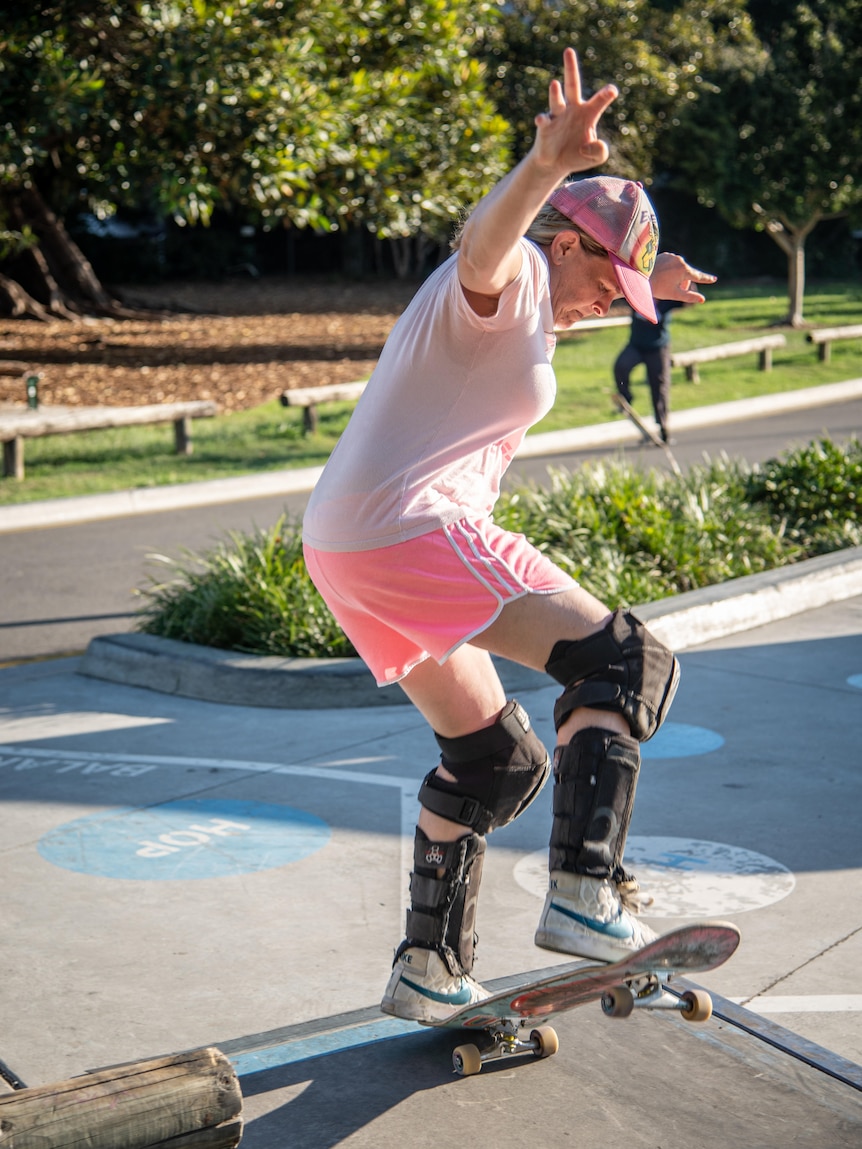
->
[543, 280, 862, 432]
[2, 280, 861, 505]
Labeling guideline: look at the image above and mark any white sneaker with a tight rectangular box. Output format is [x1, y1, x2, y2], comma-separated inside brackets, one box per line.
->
[380, 947, 489, 1023]
[534, 871, 657, 963]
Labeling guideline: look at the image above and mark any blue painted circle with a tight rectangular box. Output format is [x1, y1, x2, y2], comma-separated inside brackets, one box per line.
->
[38, 798, 330, 881]
[848, 674, 862, 690]
[640, 721, 724, 760]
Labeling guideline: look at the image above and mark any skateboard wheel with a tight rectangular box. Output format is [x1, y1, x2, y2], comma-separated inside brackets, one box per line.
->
[601, 986, 635, 1018]
[453, 1043, 482, 1076]
[680, 989, 712, 1023]
[530, 1026, 559, 1059]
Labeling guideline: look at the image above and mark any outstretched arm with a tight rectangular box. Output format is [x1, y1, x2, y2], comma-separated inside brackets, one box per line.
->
[650, 254, 717, 304]
[457, 48, 617, 303]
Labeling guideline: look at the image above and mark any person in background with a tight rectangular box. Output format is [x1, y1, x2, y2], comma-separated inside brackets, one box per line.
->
[613, 298, 684, 443]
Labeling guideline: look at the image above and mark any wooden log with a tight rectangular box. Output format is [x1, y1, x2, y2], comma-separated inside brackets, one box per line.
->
[671, 334, 786, 382]
[0, 402, 217, 477]
[279, 380, 368, 434]
[806, 323, 862, 363]
[0, 1046, 242, 1149]
[0, 401, 217, 440]
[0, 361, 35, 377]
[2, 437, 23, 480]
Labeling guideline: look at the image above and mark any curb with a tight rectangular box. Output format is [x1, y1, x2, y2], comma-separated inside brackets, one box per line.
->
[3, 377, 862, 534]
[77, 546, 862, 709]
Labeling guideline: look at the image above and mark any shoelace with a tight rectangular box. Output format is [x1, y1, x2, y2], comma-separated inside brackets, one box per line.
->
[617, 876, 654, 914]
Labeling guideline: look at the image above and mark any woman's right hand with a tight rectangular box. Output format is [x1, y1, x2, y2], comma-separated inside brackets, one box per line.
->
[532, 48, 618, 177]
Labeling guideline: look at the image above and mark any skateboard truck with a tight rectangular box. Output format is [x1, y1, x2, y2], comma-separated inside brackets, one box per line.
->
[453, 1021, 560, 1076]
[600, 977, 713, 1022]
[453, 981, 714, 1076]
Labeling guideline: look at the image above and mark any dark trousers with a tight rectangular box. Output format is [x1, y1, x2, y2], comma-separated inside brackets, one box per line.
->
[613, 343, 671, 433]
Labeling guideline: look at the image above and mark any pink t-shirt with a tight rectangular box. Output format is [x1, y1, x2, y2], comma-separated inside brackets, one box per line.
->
[302, 240, 557, 552]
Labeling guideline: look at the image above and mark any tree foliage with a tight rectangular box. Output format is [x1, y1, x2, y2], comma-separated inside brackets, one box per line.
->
[0, 1, 510, 315]
[1, 2, 860, 322]
[478, 0, 758, 179]
[665, 0, 862, 325]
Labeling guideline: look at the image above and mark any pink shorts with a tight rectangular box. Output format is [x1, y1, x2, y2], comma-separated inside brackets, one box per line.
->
[303, 518, 576, 686]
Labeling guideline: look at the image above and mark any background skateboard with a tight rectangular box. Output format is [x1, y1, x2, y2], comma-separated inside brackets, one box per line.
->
[613, 391, 682, 475]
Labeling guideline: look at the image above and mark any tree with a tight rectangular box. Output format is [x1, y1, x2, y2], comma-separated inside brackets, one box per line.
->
[0, 1, 511, 317]
[279, 1, 511, 276]
[666, 1, 862, 326]
[479, 0, 758, 179]
[0, 2, 333, 317]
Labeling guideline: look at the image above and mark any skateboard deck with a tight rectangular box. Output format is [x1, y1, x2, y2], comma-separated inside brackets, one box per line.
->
[613, 391, 682, 476]
[435, 921, 740, 1075]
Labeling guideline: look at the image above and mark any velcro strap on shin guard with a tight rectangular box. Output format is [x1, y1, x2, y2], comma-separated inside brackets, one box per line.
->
[404, 830, 485, 975]
[419, 700, 550, 835]
[545, 608, 680, 741]
[549, 727, 640, 877]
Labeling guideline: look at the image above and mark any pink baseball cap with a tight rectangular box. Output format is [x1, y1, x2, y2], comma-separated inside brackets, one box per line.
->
[548, 176, 659, 323]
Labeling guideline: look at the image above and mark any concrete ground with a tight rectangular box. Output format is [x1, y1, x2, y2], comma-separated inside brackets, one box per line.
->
[1, 586, 860, 1145]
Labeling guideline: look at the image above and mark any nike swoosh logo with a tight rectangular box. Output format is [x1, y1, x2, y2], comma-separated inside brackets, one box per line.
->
[400, 976, 475, 1006]
[550, 901, 634, 940]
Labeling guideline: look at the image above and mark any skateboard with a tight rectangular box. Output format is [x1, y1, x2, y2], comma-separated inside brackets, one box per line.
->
[435, 921, 740, 1075]
[613, 391, 682, 476]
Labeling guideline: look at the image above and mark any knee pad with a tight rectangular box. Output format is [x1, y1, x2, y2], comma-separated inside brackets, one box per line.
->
[419, 700, 551, 835]
[545, 608, 680, 741]
[549, 727, 640, 878]
[400, 829, 486, 976]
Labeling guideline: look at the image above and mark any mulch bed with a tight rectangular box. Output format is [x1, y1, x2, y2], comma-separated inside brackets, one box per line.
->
[0, 277, 418, 412]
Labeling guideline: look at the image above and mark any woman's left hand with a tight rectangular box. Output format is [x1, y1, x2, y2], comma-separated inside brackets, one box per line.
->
[651, 253, 718, 303]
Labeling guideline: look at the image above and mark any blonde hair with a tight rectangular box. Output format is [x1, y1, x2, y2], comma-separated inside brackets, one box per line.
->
[450, 201, 608, 255]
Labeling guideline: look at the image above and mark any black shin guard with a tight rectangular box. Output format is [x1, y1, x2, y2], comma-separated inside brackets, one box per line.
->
[549, 727, 640, 878]
[399, 829, 486, 976]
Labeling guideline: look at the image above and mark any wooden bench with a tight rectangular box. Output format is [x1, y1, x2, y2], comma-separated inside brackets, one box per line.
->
[0, 399, 217, 480]
[670, 334, 786, 383]
[280, 380, 368, 433]
[0, 359, 39, 377]
[806, 323, 862, 362]
[555, 315, 631, 336]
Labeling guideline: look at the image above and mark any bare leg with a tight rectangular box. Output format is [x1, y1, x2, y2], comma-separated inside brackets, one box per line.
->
[399, 645, 507, 844]
[400, 585, 625, 838]
[474, 585, 630, 741]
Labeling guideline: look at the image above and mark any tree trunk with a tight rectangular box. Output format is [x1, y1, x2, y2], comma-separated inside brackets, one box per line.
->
[786, 235, 806, 328]
[0, 183, 169, 321]
[17, 183, 118, 311]
[757, 208, 823, 328]
[0, 272, 52, 321]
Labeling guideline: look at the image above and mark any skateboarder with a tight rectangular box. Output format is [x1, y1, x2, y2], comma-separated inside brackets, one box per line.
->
[303, 47, 716, 1023]
[613, 299, 684, 443]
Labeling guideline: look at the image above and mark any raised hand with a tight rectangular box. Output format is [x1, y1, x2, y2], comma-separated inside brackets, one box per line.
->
[650, 253, 718, 304]
[533, 47, 618, 175]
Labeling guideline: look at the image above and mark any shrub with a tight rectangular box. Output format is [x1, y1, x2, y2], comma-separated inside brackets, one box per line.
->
[137, 437, 860, 657]
[138, 515, 357, 657]
[745, 437, 862, 555]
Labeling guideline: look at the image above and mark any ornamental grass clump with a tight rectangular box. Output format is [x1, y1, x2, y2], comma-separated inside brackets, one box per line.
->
[138, 515, 357, 657]
[137, 437, 860, 658]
